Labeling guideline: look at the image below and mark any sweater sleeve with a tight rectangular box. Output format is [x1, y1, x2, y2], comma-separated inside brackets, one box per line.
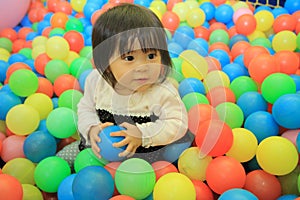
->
[77, 69, 101, 144]
[136, 82, 188, 147]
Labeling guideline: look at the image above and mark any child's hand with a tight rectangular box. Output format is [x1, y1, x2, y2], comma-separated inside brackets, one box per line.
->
[88, 122, 114, 158]
[110, 122, 142, 158]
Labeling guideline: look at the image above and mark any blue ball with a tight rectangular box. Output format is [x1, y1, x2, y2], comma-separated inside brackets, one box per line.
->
[7, 53, 27, 65]
[277, 194, 299, 200]
[52, 97, 59, 109]
[229, 34, 249, 49]
[72, 166, 114, 200]
[244, 111, 279, 143]
[83, 2, 101, 20]
[200, 2, 215, 21]
[272, 94, 300, 129]
[163, 141, 192, 163]
[0, 91, 21, 120]
[237, 91, 268, 118]
[222, 63, 249, 82]
[23, 131, 57, 163]
[219, 188, 258, 200]
[97, 125, 127, 162]
[79, 69, 92, 91]
[0, 60, 9, 83]
[173, 26, 195, 49]
[57, 174, 76, 200]
[134, 0, 151, 7]
[214, 4, 234, 24]
[290, 74, 300, 92]
[178, 77, 206, 98]
[284, 0, 300, 14]
[272, 7, 289, 18]
[187, 38, 209, 57]
[209, 49, 230, 68]
[168, 42, 184, 58]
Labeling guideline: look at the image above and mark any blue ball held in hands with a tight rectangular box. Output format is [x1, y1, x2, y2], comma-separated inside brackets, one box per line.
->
[97, 125, 127, 162]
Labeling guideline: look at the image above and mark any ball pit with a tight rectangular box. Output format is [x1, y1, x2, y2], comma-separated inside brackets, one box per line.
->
[0, 0, 300, 199]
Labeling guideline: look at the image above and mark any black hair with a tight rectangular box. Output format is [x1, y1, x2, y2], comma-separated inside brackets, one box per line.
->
[92, 3, 172, 87]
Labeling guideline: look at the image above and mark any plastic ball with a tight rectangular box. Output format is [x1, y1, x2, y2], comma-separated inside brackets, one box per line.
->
[22, 184, 43, 200]
[180, 50, 208, 80]
[74, 148, 108, 173]
[215, 4, 233, 24]
[70, 0, 87, 12]
[244, 169, 281, 200]
[65, 17, 84, 32]
[261, 73, 296, 104]
[58, 89, 83, 112]
[57, 174, 76, 200]
[219, 188, 258, 200]
[273, 14, 297, 33]
[256, 136, 298, 175]
[50, 12, 69, 28]
[115, 158, 156, 199]
[151, 160, 178, 181]
[172, 2, 189, 22]
[206, 156, 246, 194]
[44, 59, 69, 83]
[272, 30, 297, 52]
[2, 157, 36, 184]
[0, 174, 23, 200]
[9, 69, 39, 97]
[203, 70, 230, 91]
[206, 86, 236, 107]
[53, 74, 81, 96]
[186, 8, 206, 28]
[182, 92, 209, 111]
[36, 77, 54, 98]
[215, 102, 244, 129]
[162, 141, 192, 163]
[97, 125, 126, 162]
[0, 91, 21, 120]
[178, 147, 212, 181]
[6, 104, 40, 135]
[46, 36, 70, 60]
[24, 93, 53, 119]
[153, 172, 196, 200]
[237, 91, 268, 118]
[272, 94, 300, 129]
[187, 38, 209, 57]
[173, 26, 195, 49]
[34, 156, 71, 193]
[195, 119, 233, 157]
[230, 76, 258, 99]
[209, 29, 230, 45]
[235, 14, 256, 35]
[46, 107, 78, 139]
[69, 57, 93, 78]
[23, 131, 57, 163]
[222, 63, 248, 82]
[34, 53, 51, 75]
[232, 7, 253, 23]
[254, 10, 274, 32]
[0, 135, 26, 162]
[178, 77, 205, 98]
[191, 180, 214, 200]
[274, 50, 299, 75]
[110, 195, 135, 200]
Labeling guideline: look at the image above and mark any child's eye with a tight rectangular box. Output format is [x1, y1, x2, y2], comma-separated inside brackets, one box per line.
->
[148, 53, 156, 60]
[124, 55, 134, 61]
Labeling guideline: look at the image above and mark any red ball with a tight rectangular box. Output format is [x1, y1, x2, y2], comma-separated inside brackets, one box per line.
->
[244, 170, 281, 200]
[0, 174, 23, 199]
[151, 161, 178, 181]
[36, 77, 54, 98]
[191, 180, 214, 200]
[195, 119, 233, 157]
[274, 50, 299, 75]
[235, 14, 256, 36]
[64, 30, 85, 53]
[53, 74, 81, 96]
[161, 11, 180, 32]
[273, 14, 297, 33]
[206, 156, 246, 194]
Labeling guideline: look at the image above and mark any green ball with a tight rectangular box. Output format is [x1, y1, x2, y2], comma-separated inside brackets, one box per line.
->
[230, 76, 258, 100]
[34, 156, 71, 193]
[46, 107, 78, 139]
[115, 158, 156, 199]
[45, 59, 69, 83]
[65, 18, 84, 32]
[182, 92, 209, 111]
[9, 69, 39, 97]
[169, 57, 184, 82]
[19, 48, 32, 59]
[261, 73, 296, 104]
[0, 37, 13, 52]
[74, 148, 108, 173]
[70, 57, 93, 78]
[58, 89, 83, 112]
[49, 28, 66, 37]
[251, 37, 272, 49]
[209, 29, 230, 45]
[79, 46, 92, 59]
[216, 102, 244, 129]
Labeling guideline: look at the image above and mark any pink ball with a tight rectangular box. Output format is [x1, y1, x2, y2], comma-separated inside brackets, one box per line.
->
[233, 8, 253, 23]
[281, 129, 300, 146]
[1, 135, 26, 162]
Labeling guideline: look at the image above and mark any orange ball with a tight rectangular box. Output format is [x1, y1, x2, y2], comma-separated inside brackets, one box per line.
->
[275, 50, 299, 75]
[55, 1, 73, 15]
[53, 74, 81, 96]
[209, 42, 230, 54]
[231, 41, 251, 59]
[205, 56, 222, 72]
[209, 22, 227, 33]
[235, 14, 256, 35]
[192, 180, 214, 200]
[161, 11, 180, 32]
[17, 27, 34, 40]
[34, 53, 51, 76]
[36, 77, 54, 98]
[63, 30, 85, 53]
[12, 39, 26, 53]
[194, 26, 210, 41]
[6, 62, 31, 81]
[47, 0, 60, 12]
[0, 28, 18, 42]
[28, 8, 40, 23]
[50, 12, 69, 28]
[248, 53, 279, 84]
[206, 156, 246, 194]
[273, 14, 297, 33]
[211, 0, 226, 6]
[110, 195, 135, 200]
[167, 0, 183, 11]
[228, 26, 238, 38]
[243, 170, 281, 200]
[91, 9, 104, 25]
[0, 174, 23, 199]
[243, 46, 269, 68]
[151, 161, 178, 181]
[206, 86, 236, 107]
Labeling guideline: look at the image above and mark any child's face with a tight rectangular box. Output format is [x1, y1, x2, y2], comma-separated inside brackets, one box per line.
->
[109, 48, 162, 94]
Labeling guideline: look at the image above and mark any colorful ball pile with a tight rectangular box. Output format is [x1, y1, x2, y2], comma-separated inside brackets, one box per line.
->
[1, 0, 300, 199]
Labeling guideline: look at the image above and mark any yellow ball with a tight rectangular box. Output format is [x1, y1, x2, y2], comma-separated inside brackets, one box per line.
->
[186, 8, 206, 28]
[226, 128, 258, 162]
[46, 36, 70, 60]
[22, 184, 43, 200]
[254, 10, 274, 32]
[180, 50, 208, 80]
[32, 36, 47, 48]
[185, 0, 199, 10]
[63, 51, 80, 66]
[272, 30, 297, 52]
[24, 93, 53, 120]
[153, 173, 196, 200]
[70, 0, 87, 12]
[247, 30, 266, 42]
[256, 136, 299, 176]
[178, 147, 212, 181]
[6, 104, 40, 135]
[31, 45, 46, 60]
[149, 7, 162, 20]
[172, 2, 189, 22]
[150, 0, 167, 15]
[231, 1, 249, 11]
[0, 48, 10, 61]
[203, 70, 230, 92]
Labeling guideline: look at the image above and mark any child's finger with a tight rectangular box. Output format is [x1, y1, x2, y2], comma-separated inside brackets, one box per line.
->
[110, 130, 126, 137]
[112, 139, 128, 148]
[99, 122, 114, 129]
